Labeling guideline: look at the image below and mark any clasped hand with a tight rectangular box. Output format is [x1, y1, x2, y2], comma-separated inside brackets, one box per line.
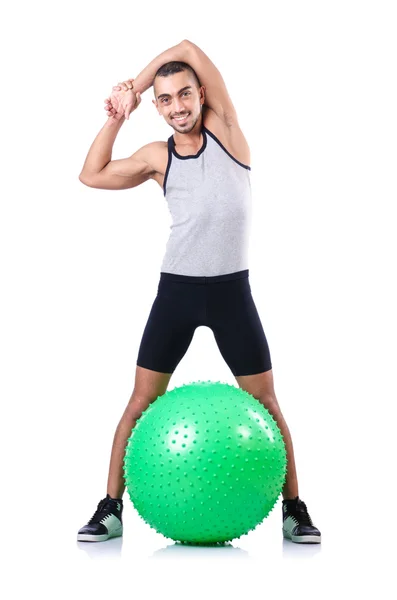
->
[104, 78, 141, 121]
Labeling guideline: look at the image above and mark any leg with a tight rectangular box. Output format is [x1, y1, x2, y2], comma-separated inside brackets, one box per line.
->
[107, 277, 198, 498]
[207, 274, 298, 499]
[77, 365, 174, 543]
[235, 369, 299, 500]
[77, 278, 199, 543]
[106, 365, 173, 499]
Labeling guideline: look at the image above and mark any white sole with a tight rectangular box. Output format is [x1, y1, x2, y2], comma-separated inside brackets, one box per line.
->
[283, 529, 321, 544]
[77, 527, 123, 542]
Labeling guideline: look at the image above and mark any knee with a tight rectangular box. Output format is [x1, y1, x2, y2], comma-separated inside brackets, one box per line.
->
[125, 393, 156, 421]
[258, 393, 281, 417]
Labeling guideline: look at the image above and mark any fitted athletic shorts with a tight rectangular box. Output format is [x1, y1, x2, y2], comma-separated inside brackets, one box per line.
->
[136, 269, 272, 377]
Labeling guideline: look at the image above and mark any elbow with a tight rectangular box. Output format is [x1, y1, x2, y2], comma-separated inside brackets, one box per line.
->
[79, 173, 91, 187]
[180, 39, 193, 50]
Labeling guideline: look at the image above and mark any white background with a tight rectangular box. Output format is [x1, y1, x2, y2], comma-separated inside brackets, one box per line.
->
[1, 1, 395, 598]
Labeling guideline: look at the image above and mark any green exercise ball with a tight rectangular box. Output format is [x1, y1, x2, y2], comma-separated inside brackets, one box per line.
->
[123, 381, 287, 545]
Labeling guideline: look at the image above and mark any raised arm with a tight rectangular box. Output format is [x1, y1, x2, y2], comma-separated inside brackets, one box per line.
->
[79, 82, 156, 190]
[129, 40, 192, 97]
[79, 141, 158, 190]
[180, 40, 238, 126]
[131, 39, 238, 126]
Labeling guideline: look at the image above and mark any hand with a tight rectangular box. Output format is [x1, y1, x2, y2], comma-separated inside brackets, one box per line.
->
[104, 78, 141, 121]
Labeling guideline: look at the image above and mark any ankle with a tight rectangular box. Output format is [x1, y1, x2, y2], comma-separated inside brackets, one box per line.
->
[282, 494, 299, 502]
[107, 492, 123, 502]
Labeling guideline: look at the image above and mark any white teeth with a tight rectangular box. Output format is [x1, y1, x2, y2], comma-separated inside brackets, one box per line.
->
[174, 114, 189, 121]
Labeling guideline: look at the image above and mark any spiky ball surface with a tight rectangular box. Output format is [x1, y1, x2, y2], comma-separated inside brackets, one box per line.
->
[123, 381, 287, 545]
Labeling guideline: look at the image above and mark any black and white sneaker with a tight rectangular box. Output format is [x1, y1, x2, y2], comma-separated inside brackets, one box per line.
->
[77, 494, 123, 542]
[282, 496, 321, 543]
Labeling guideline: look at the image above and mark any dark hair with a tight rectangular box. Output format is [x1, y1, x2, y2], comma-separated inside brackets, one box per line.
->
[153, 61, 201, 96]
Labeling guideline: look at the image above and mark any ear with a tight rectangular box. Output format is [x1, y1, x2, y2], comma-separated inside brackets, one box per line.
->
[152, 99, 161, 114]
[200, 85, 206, 105]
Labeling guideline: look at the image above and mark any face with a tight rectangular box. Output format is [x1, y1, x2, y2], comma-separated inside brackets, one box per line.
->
[153, 71, 205, 134]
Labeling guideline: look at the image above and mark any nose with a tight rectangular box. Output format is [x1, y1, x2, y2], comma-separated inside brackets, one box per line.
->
[173, 97, 185, 113]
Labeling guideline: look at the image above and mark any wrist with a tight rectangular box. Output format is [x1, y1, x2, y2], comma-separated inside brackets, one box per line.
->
[105, 114, 126, 128]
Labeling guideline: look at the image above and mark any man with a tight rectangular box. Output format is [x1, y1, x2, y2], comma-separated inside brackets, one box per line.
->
[77, 39, 321, 544]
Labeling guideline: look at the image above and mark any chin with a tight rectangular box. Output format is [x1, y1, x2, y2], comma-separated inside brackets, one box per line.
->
[172, 119, 197, 134]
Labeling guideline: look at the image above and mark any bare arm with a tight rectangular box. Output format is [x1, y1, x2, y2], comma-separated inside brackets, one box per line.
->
[78, 42, 189, 185]
[79, 116, 126, 180]
[79, 112, 156, 190]
[79, 141, 157, 190]
[181, 40, 238, 125]
[131, 40, 191, 96]
[79, 85, 147, 188]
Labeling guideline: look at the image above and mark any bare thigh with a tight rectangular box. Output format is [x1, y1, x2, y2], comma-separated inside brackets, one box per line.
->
[128, 365, 173, 418]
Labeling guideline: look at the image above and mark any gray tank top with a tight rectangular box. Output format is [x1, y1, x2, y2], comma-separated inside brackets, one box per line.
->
[161, 125, 252, 276]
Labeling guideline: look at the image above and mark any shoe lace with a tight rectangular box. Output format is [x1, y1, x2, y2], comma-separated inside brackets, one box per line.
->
[88, 498, 115, 525]
[295, 499, 313, 526]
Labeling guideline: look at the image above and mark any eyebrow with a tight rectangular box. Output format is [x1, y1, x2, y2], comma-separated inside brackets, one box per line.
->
[157, 85, 192, 100]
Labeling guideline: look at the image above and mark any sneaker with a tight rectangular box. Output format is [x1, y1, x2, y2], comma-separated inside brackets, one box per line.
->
[282, 496, 321, 543]
[77, 494, 123, 542]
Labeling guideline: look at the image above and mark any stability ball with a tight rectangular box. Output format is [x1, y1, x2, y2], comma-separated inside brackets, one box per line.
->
[123, 381, 287, 545]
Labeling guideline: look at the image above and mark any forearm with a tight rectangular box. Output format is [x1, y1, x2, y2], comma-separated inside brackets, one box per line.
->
[132, 40, 190, 95]
[79, 116, 125, 177]
[79, 40, 189, 178]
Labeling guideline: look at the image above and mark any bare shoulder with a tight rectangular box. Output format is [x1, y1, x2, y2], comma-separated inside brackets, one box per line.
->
[202, 106, 251, 168]
[135, 140, 168, 188]
[135, 140, 168, 173]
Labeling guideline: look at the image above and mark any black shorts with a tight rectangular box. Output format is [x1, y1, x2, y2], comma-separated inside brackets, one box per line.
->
[136, 269, 272, 377]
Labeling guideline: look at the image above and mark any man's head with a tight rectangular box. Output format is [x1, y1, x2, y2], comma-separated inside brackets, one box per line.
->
[152, 61, 205, 134]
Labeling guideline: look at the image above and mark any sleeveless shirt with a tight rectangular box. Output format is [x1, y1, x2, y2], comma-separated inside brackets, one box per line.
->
[161, 125, 252, 276]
